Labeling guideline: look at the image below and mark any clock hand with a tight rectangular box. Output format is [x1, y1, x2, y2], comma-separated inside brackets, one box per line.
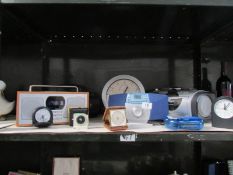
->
[124, 86, 128, 93]
[216, 107, 225, 111]
[226, 103, 231, 110]
[224, 103, 227, 110]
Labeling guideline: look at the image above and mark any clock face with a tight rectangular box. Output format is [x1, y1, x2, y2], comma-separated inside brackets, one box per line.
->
[74, 114, 86, 124]
[132, 106, 143, 118]
[214, 99, 233, 119]
[107, 79, 141, 95]
[110, 110, 126, 127]
[35, 108, 52, 123]
[102, 75, 145, 107]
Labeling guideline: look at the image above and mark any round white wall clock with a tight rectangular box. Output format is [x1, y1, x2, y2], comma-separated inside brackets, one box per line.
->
[102, 75, 145, 107]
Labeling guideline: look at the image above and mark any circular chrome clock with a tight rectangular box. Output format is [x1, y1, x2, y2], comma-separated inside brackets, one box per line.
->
[102, 75, 145, 107]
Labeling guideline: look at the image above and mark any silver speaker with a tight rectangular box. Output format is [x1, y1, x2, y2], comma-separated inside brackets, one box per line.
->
[21, 97, 44, 120]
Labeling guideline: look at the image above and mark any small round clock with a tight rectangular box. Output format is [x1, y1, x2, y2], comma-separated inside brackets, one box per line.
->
[73, 113, 89, 129]
[76, 115, 86, 124]
[212, 96, 233, 129]
[32, 107, 53, 128]
[102, 75, 145, 107]
[110, 110, 126, 127]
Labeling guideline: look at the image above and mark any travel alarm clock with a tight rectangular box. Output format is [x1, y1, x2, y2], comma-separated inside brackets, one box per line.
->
[103, 106, 128, 131]
[68, 108, 89, 129]
[102, 75, 145, 107]
[212, 96, 233, 129]
[32, 107, 53, 127]
[110, 109, 127, 127]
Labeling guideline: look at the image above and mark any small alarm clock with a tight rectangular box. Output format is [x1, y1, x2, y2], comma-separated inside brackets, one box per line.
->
[32, 107, 53, 128]
[73, 113, 89, 129]
[110, 109, 127, 127]
[103, 106, 128, 131]
[68, 108, 89, 129]
[212, 96, 233, 129]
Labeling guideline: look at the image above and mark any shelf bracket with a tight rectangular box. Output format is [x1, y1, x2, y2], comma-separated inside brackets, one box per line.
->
[192, 9, 201, 89]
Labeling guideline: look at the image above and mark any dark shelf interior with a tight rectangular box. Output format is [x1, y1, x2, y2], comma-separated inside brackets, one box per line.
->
[1, 3, 233, 175]
[2, 4, 233, 62]
[0, 140, 233, 175]
[2, 3, 233, 112]
[2, 0, 233, 7]
[2, 4, 233, 45]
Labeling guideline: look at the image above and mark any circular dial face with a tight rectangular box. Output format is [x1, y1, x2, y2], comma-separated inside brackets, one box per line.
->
[76, 115, 85, 124]
[107, 79, 140, 95]
[197, 95, 212, 118]
[102, 75, 145, 107]
[35, 108, 52, 123]
[111, 110, 126, 126]
[214, 99, 233, 119]
[132, 106, 143, 118]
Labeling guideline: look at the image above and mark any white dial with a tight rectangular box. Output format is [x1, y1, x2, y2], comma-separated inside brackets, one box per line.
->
[110, 110, 126, 127]
[35, 108, 51, 122]
[107, 79, 140, 95]
[132, 106, 143, 118]
[214, 99, 233, 119]
[102, 75, 145, 107]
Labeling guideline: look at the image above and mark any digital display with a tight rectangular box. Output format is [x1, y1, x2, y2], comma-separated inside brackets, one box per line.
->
[126, 93, 149, 104]
[134, 94, 141, 99]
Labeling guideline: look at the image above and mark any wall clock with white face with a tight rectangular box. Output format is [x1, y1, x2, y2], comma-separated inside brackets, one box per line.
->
[212, 96, 233, 129]
[102, 75, 145, 107]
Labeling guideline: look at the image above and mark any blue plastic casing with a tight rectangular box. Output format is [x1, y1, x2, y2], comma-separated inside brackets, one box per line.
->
[165, 116, 204, 130]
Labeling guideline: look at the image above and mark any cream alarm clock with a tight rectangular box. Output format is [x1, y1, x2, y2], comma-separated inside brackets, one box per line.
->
[103, 106, 127, 131]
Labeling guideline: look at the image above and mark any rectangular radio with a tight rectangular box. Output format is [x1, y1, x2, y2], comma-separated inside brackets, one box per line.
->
[16, 85, 89, 127]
